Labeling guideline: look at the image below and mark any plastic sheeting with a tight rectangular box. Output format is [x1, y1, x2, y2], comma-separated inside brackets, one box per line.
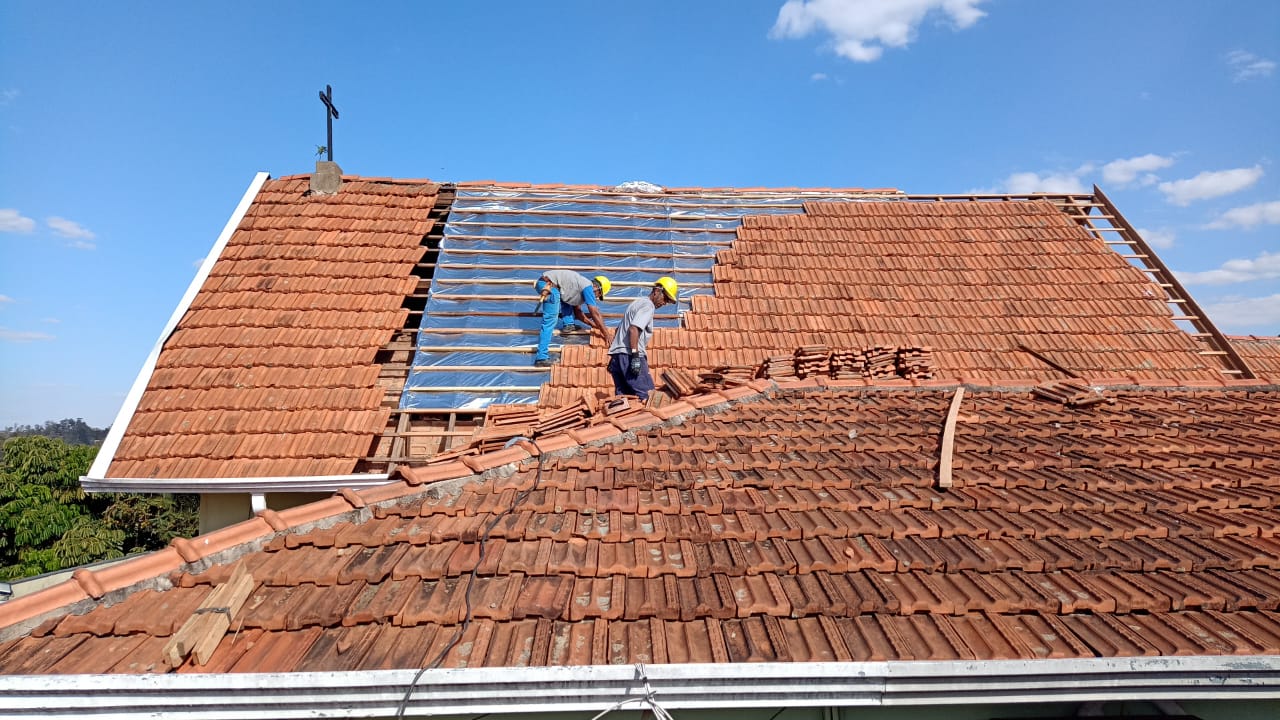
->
[400, 189, 863, 411]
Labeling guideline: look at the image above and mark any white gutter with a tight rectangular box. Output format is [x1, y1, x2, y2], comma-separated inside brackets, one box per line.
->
[86, 172, 271, 483]
[2, 657, 1278, 719]
[81, 473, 391, 494]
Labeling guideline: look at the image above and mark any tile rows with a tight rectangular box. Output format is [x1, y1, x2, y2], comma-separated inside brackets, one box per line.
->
[11, 608, 1279, 674]
[11, 386, 1280, 672]
[1230, 336, 1280, 377]
[546, 199, 1223, 403]
[110, 177, 439, 479]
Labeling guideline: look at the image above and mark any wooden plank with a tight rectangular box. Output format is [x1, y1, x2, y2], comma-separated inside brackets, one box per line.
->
[403, 385, 543, 393]
[1093, 184, 1256, 380]
[162, 564, 255, 667]
[411, 365, 557, 372]
[445, 232, 734, 246]
[938, 387, 966, 490]
[417, 345, 553, 353]
[1016, 343, 1081, 379]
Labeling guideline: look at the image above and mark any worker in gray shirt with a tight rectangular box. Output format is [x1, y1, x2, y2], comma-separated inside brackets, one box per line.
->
[533, 270, 611, 368]
[607, 276, 678, 402]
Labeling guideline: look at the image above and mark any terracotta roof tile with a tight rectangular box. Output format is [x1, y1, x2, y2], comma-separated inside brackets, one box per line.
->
[107, 177, 440, 479]
[547, 199, 1227, 402]
[12, 192, 1280, 677]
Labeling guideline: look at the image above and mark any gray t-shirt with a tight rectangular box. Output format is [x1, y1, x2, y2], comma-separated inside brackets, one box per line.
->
[542, 269, 592, 307]
[608, 296, 656, 357]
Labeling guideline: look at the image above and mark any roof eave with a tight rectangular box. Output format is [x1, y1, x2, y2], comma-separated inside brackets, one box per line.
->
[80, 472, 391, 494]
[87, 171, 273, 483]
[5, 657, 1279, 718]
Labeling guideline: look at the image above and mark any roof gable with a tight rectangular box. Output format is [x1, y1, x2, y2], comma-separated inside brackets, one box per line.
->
[104, 177, 441, 480]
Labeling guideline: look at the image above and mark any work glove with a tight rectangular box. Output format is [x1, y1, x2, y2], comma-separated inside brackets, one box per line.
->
[627, 354, 642, 378]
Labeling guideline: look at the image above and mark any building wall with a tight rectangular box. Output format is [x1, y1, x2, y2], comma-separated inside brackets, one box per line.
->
[198, 491, 333, 534]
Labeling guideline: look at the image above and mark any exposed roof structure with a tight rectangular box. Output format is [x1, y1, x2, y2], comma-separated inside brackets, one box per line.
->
[5, 171, 1280, 715]
[83, 176, 1268, 488]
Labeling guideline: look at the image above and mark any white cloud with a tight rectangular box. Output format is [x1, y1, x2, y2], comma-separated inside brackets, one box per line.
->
[47, 216, 96, 240]
[810, 72, 829, 81]
[0, 208, 36, 233]
[1135, 227, 1175, 249]
[1204, 294, 1280, 332]
[1101, 154, 1174, 187]
[0, 294, 13, 304]
[1205, 200, 1280, 229]
[770, 0, 988, 63]
[0, 327, 55, 343]
[68, 239, 96, 250]
[1227, 50, 1276, 82]
[1158, 165, 1264, 206]
[996, 167, 1090, 194]
[41, 317, 60, 324]
[0, 89, 16, 106]
[1176, 250, 1280, 286]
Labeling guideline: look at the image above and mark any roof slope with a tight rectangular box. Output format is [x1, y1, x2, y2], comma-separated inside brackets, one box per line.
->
[106, 177, 439, 478]
[9, 382, 1280, 672]
[548, 199, 1220, 404]
[1231, 336, 1280, 377]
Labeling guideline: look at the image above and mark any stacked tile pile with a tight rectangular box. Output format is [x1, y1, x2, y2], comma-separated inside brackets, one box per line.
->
[829, 349, 865, 379]
[661, 368, 704, 398]
[759, 354, 799, 381]
[862, 346, 899, 379]
[794, 345, 831, 378]
[896, 347, 934, 380]
[471, 404, 540, 452]
[1032, 379, 1111, 408]
[699, 365, 756, 389]
[533, 398, 594, 436]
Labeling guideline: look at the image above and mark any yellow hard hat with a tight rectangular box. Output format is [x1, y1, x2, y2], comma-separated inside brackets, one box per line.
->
[654, 276, 678, 301]
[593, 275, 612, 298]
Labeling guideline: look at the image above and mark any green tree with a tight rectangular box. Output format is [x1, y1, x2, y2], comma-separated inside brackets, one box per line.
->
[0, 436, 198, 581]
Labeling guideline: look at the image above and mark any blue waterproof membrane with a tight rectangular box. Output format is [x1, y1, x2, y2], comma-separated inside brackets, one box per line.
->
[400, 189, 865, 411]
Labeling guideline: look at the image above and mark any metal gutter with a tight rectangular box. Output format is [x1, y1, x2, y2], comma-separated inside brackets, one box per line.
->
[3, 656, 1278, 719]
[85, 172, 271, 484]
[81, 472, 391, 494]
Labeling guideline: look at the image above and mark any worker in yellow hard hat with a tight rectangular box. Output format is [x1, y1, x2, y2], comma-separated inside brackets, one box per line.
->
[533, 270, 611, 368]
[606, 276, 678, 402]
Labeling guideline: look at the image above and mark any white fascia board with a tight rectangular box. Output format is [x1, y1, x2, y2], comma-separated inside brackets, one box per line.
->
[87, 172, 271, 482]
[80, 473, 391, 494]
[3, 656, 1279, 719]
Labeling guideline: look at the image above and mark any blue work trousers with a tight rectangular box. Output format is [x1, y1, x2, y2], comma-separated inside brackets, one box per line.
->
[607, 353, 655, 402]
[535, 286, 579, 361]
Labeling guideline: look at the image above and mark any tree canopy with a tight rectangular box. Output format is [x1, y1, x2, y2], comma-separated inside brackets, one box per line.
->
[0, 435, 198, 581]
[1, 418, 109, 446]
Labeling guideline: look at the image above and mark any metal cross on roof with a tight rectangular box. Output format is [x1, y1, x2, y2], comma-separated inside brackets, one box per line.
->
[318, 85, 339, 162]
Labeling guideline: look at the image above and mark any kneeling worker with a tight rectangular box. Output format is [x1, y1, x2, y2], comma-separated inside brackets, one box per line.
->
[533, 270, 611, 368]
[607, 276, 678, 402]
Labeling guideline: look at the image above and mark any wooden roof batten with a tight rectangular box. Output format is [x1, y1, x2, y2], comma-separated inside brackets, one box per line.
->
[1080, 185, 1255, 380]
[364, 184, 476, 476]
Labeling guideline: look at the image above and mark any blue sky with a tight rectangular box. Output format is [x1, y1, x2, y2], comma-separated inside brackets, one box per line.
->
[1, 0, 1277, 428]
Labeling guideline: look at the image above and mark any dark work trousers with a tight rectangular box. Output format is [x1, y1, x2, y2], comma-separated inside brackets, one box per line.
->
[607, 353, 654, 402]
